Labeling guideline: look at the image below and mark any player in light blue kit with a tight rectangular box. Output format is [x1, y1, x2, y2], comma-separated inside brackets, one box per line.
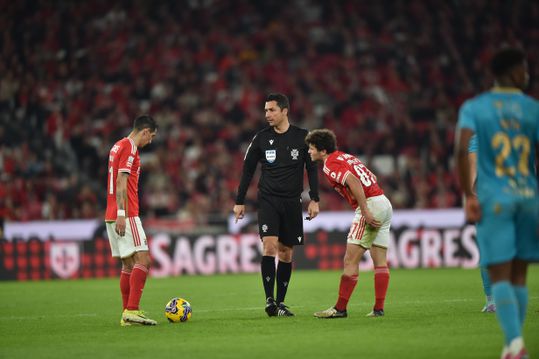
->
[468, 135, 496, 313]
[456, 48, 539, 359]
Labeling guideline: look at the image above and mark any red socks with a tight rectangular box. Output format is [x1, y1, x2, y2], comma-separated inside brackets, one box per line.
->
[335, 274, 358, 311]
[127, 264, 149, 310]
[334, 267, 389, 312]
[374, 266, 390, 311]
[120, 270, 131, 310]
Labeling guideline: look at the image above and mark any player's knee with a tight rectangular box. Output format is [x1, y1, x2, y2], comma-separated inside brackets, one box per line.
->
[122, 263, 134, 272]
[134, 251, 152, 268]
[121, 257, 134, 271]
[343, 252, 358, 268]
[262, 241, 278, 256]
[371, 254, 387, 267]
[278, 248, 293, 262]
[263, 246, 277, 257]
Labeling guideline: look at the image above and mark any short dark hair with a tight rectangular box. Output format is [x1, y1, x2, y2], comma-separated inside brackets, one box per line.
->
[266, 93, 290, 111]
[490, 48, 526, 77]
[133, 115, 158, 132]
[305, 129, 337, 153]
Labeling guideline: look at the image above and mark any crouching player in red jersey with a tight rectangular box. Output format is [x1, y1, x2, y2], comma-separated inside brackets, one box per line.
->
[105, 115, 158, 326]
[306, 129, 393, 318]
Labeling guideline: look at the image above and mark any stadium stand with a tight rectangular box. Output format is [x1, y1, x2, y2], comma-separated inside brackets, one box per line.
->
[0, 0, 538, 227]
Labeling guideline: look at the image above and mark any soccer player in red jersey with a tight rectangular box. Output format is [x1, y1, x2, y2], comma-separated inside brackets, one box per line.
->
[305, 129, 393, 318]
[105, 115, 158, 326]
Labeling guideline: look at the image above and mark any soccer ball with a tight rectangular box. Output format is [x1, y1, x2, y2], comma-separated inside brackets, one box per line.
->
[165, 297, 192, 323]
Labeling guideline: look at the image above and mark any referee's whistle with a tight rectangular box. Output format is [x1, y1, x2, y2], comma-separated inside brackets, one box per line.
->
[304, 216, 312, 221]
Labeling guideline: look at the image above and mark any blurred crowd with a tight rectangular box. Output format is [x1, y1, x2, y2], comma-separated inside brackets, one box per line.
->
[1, 0, 538, 225]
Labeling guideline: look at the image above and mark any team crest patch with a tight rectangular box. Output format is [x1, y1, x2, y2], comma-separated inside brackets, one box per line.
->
[291, 149, 299, 160]
[265, 150, 276, 163]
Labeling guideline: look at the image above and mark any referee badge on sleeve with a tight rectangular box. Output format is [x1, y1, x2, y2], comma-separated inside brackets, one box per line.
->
[265, 150, 276, 163]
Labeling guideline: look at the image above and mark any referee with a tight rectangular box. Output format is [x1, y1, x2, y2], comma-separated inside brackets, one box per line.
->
[233, 93, 320, 317]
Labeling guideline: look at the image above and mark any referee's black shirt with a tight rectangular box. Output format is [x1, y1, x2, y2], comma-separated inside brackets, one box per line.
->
[236, 125, 319, 204]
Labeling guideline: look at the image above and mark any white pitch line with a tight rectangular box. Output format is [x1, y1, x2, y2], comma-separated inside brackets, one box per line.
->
[0, 313, 98, 321]
[1, 297, 538, 318]
[188, 296, 539, 313]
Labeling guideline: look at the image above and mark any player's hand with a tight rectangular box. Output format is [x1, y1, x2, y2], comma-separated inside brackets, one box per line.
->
[364, 210, 382, 228]
[307, 200, 320, 220]
[233, 205, 245, 223]
[115, 216, 126, 236]
[465, 195, 481, 223]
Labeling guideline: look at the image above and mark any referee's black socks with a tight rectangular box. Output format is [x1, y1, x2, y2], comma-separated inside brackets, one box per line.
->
[276, 261, 292, 304]
[261, 256, 276, 300]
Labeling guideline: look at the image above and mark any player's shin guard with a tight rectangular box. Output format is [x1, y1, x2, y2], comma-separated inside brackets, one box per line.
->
[374, 266, 390, 311]
[261, 256, 276, 300]
[335, 274, 358, 311]
[512, 285, 528, 328]
[276, 261, 292, 303]
[120, 269, 131, 310]
[492, 281, 520, 344]
[127, 264, 148, 310]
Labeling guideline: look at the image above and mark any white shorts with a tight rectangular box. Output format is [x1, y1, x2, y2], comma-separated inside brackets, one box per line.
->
[106, 216, 149, 258]
[347, 194, 392, 249]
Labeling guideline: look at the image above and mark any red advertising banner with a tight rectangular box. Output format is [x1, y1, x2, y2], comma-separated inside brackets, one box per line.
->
[0, 209, 479, 281]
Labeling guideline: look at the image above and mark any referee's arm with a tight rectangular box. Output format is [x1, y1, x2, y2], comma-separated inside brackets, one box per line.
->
[305, 145, 320, 219]
[235, 135, 261, 205]
[305, 148, 320, 203]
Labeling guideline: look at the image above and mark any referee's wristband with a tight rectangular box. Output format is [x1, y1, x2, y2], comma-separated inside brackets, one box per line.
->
[117, 209, 126, 217]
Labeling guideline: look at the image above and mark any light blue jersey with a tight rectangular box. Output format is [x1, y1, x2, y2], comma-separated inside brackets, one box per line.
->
[458, 87, 539, 265]
[459, 88, 539, 198]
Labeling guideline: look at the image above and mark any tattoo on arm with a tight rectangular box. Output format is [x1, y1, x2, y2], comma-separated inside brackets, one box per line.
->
[116, 172, 129, 210]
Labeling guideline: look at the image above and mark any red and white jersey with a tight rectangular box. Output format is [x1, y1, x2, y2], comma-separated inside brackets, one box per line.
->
[105, 137, 141, 221]
[323, 151, 383, 210]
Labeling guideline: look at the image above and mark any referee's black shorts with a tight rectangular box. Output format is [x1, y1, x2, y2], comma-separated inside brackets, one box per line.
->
[257, 194, 304, 246]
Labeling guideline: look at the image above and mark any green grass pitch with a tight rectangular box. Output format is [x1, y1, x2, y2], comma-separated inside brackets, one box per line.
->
[1, 267, 538, 359]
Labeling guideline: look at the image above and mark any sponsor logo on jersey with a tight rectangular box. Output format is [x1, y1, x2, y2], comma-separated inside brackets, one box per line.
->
[297, 236, 302, 243]
[262, 224, 268, 233]
[265, 150, 276, 163]
[269, 139, 274, 145]
[125, 155, 134, 169]
[291, 148, 299, 160]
